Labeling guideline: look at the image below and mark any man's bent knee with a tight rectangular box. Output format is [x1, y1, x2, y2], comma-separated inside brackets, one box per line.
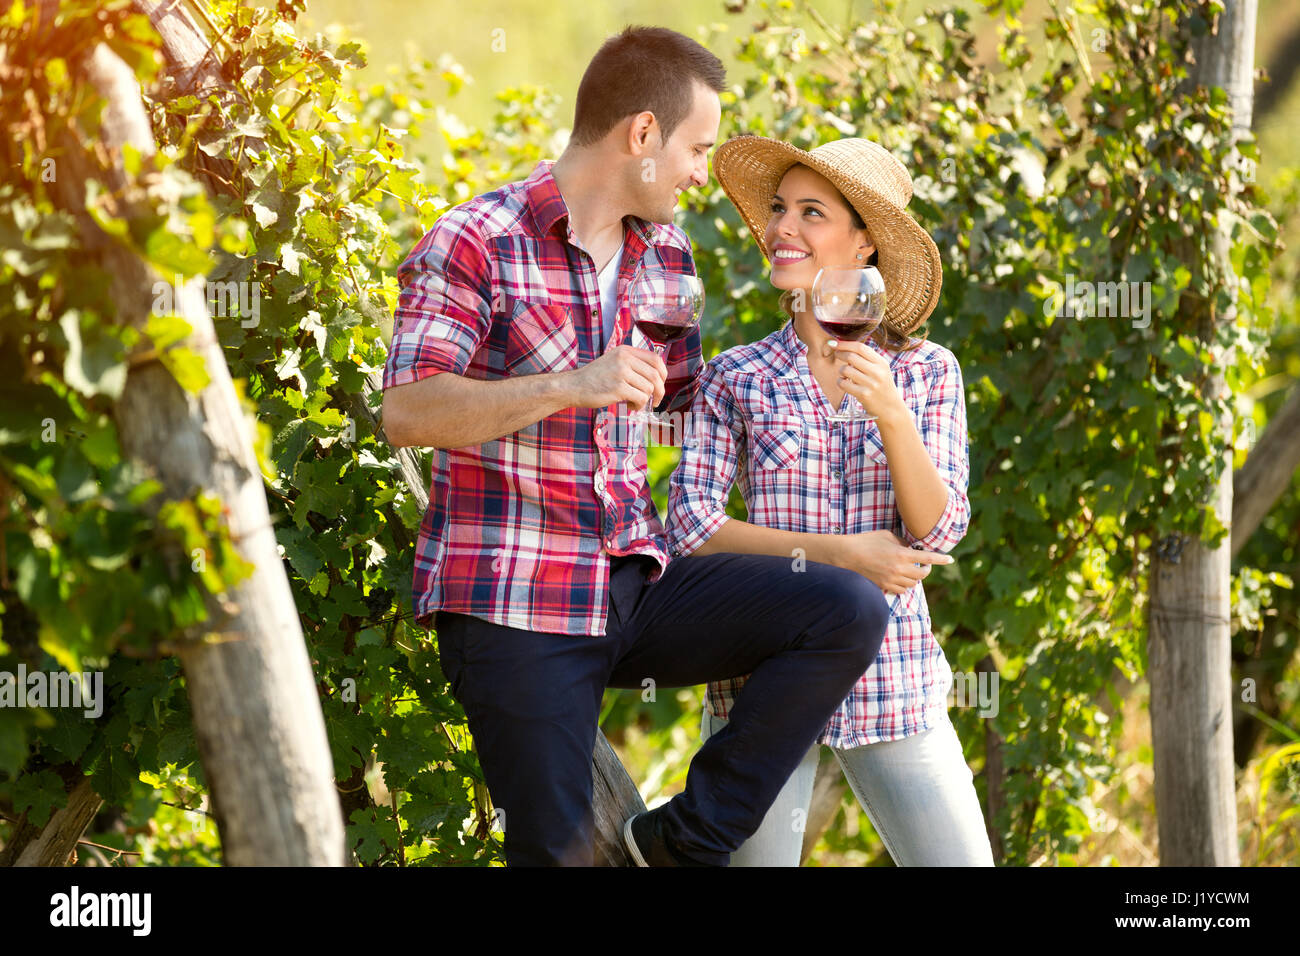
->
[814, 565, 890, 668]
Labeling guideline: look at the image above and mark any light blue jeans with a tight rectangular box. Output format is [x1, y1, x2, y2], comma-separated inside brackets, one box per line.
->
[700, 709, 995, 866]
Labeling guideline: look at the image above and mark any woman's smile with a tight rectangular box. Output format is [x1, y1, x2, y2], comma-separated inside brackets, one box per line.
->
[772, 243, 812, 264]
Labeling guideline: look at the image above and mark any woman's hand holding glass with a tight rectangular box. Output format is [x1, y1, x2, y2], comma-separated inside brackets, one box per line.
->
[821, 338, 909, 423]
[812, 265, 887, 422]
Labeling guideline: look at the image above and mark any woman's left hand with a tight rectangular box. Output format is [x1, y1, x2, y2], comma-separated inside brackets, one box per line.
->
[823, 340, 906, 420]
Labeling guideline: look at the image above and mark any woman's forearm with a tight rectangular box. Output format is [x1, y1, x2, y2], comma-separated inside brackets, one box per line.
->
[876, 404, 950, 540]
[691, 517, 844, 567]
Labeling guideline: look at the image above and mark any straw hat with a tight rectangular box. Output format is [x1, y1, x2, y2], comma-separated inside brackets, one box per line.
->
[712, 136, 942, 337]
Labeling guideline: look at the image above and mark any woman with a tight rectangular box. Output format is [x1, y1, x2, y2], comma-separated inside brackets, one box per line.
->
[666, 136, 993, 866]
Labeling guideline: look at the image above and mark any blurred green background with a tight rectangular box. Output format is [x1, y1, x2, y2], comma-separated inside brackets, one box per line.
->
[296, 0, 1299, 189]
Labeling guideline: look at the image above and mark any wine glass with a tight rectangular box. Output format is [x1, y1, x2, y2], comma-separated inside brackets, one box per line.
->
[812, 265, 887, 423]
[625, 268, 704, 425]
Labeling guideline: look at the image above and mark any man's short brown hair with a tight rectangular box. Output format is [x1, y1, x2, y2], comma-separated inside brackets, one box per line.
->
[570, 26, 726, 148]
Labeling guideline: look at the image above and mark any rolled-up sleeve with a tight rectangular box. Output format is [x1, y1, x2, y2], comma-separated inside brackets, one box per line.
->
[665, 360, 743, 557]
[898, 354, 971, 553]
[383, 211, 492, 390]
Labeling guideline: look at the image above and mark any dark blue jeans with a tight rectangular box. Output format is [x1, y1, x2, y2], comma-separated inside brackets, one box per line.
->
[434, 551, 889, 866]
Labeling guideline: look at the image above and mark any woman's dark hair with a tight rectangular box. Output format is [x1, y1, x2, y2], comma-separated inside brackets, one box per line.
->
[570, 26, 726, 148]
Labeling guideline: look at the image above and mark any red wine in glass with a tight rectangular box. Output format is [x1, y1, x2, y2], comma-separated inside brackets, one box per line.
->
[814, 315, 881, 341]
[624, 269, 704, 424]
[635, 315, 697, 345]
[811, 266, 887, 422]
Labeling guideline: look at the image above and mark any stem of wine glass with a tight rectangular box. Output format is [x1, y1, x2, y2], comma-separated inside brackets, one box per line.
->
[629, 343, 667, 424]
[647, 343, 667, 413]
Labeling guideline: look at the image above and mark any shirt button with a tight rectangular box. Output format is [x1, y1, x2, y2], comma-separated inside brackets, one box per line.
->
[832, 469, 842, 479]
[832, 525, 843, 534]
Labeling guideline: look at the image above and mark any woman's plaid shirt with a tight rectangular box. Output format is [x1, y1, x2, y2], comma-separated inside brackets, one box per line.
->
[666, 319, 970, 747]
[383, 160, 702, 637]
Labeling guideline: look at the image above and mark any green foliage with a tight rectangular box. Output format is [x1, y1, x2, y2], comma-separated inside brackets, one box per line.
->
[0, 0, 1292, 868]
[0, 0, 500, 865]
[0, 0, 250, 860]
[143, 0, 513, 864]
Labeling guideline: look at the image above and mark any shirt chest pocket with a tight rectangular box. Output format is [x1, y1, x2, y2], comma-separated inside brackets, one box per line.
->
[748, 413, 806, 470]
[503, 298, 580, 375]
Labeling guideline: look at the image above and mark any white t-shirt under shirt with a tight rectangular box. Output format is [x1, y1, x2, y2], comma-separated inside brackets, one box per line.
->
[596, 232, 624, 350]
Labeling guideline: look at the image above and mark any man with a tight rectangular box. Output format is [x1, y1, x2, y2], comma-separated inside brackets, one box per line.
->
[382, 25, 890, 866]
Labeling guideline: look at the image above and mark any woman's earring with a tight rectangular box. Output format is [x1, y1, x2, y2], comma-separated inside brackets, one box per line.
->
[856, 253, 864, 260]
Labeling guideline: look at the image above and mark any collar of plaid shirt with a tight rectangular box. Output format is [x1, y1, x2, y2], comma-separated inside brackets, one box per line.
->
[410, 160, 703, 637]
[527, 159, 660, 250]
[771, 316, 910, 464]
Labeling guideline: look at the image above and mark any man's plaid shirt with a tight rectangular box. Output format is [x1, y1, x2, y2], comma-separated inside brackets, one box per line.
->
[666, 319, 970, 747]
[383, 160, 702, 636]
